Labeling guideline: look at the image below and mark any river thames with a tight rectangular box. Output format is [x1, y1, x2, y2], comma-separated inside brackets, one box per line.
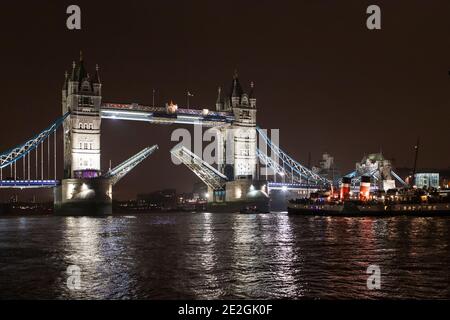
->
[0, 212, 449, 299]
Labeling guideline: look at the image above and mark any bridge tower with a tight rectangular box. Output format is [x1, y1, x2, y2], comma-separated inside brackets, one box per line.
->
[228, 71, 257, 180]
[209, 72, 269, 211]
[55, 53, 112, 215]
[62, 53, 102, 178]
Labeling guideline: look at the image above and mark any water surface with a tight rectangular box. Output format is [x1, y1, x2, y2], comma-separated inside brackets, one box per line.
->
[0, 213, 449, 299]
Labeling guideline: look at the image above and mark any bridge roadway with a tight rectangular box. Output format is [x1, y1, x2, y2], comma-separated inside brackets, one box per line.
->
[0, 180, 315, 192]
[0, 104, 330, 190]
[101, 103, 234, 127]
[0, 180, 57, 188]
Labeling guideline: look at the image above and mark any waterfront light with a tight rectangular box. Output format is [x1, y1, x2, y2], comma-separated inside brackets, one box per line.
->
[235, 188, 242, 199]
[282, 186, 288, 192]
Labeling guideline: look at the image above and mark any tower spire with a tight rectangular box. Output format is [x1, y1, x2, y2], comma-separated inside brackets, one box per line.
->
[249, 81, 255, 99]
[216, 86, 222, 103]
[231, 69, 243, 100]
[63, 71, 69, 90]
[75, 51, 87, 82]
[70, 61, 76, 81]
[249, 81, 256, 108]
[216, 86, 224, 111]
[94, 64, 101, 84]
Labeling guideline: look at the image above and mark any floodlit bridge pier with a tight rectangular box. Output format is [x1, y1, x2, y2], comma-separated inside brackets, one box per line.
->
[54, 145, 158, 215]
[0, 54, 331, 214]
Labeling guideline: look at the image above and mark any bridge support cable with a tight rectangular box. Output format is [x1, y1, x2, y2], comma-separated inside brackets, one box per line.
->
[28, 151, 30, 180]
[35, 146, 38, 180]
[41, 140, 43, 182]
[0, 112, 68, 169]
[0, 113, 68, 188]
[256, 127, 330, 187]
[47, 137, 50, 181]
[54, 130, 56, 180]
[345, 168, 407, 189]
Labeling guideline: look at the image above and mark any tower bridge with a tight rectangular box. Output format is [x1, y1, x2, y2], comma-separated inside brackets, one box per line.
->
[0, 54, 331, 213]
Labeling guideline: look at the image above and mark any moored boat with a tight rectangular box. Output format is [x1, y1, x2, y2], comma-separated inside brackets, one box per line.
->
[288, 199, 450, 216]
[288, 182, 450, 217]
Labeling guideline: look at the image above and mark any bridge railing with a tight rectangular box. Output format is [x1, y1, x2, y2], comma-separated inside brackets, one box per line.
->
[102, 103, 233, 118]
[0, 180, 58, 189]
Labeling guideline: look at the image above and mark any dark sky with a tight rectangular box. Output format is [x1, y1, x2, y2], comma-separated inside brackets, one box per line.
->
[0, 1, 449, 201]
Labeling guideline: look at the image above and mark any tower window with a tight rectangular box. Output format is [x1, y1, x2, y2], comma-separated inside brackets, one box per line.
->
[241, 110, 250, 119]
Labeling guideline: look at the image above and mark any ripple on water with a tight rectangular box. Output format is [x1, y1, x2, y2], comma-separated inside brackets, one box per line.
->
[0, 213, 449, 299]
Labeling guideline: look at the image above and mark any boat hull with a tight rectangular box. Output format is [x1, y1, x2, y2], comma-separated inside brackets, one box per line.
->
[287, 202, 450, 217]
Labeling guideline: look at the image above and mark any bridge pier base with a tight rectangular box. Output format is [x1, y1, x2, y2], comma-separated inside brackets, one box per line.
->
[207, 180, 270, 213]
[54, 178, 112, 216]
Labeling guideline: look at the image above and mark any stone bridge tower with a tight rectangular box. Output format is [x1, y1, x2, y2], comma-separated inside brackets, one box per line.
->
[62, 53, 102, 179]
[56, 53, 111, 215]
[228, 71, 257, 180]
[212, 72, 268, 211]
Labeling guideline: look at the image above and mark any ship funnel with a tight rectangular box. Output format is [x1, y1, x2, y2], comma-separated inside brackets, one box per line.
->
[360, 176, 371, 201]
[340, 177, 351, 200]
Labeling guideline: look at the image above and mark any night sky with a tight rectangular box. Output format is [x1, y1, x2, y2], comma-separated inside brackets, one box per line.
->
[0, 1, 449, 201]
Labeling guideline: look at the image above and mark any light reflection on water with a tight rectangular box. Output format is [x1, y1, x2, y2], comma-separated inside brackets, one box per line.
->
[0, 213, 449, 299]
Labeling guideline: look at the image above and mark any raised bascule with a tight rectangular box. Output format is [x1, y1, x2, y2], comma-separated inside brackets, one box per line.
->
[0, 53, 364, 214]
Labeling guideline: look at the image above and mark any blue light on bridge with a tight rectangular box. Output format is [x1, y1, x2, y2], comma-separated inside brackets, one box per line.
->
[268, 182, 322, 190]
[0, 180, 58, 188]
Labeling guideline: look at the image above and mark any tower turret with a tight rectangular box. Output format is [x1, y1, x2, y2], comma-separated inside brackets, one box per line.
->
[93, 64, 102, 96]
[75, 51, 87, 83]
[69, 61, 77, 94]
[249, 81, 256, 108]
[62, 70, 68, 97]
[215, 86, 223, 111]
[230, 70, 243, 108]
